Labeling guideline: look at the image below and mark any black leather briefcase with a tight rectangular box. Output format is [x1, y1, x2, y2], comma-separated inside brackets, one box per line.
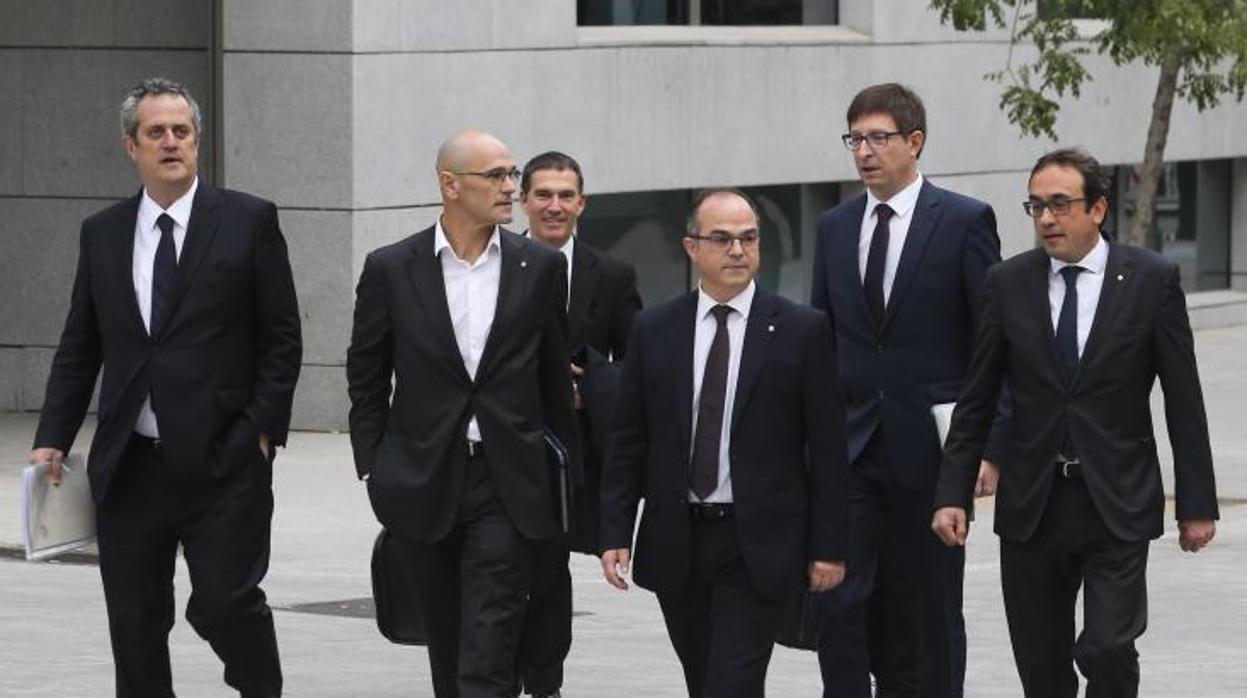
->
[370, 528, 427, 645]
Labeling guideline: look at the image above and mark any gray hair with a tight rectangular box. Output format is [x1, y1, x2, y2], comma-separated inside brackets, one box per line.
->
[120, 77, 202, 139]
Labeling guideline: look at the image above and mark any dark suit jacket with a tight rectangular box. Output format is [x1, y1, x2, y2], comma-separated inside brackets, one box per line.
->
[347, 226, 578, 543]
[935, 243, 1218, 542]
[811, 179, 1006, 488]
[600, 289, 850, 601]
[34, 184, 303, 502]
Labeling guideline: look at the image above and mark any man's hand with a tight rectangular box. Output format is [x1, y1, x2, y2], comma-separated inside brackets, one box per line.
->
[601, 548, 631, 590]
[570, 363, 584, 411]
[808, 560, 846, 592]
[259, 433, 271, 460]
[975, 459, 999, 497]
[1178, 519, 1216, 552]
[932, 507, 969, 546]
[29, 447, 66, 486]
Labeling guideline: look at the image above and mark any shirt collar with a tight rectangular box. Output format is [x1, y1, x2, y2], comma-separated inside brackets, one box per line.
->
[138, 176, 198, 234]
[1050, 234, 1109, 277]
[523, 228, 576, 254]
[865, 172, 924, 220]
[697, 280, 756, 322]
[435, 217, 500, 263]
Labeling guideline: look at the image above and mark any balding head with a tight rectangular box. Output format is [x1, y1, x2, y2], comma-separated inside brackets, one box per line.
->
[436, 129, 517, 229]
[435, 129, 508, 173]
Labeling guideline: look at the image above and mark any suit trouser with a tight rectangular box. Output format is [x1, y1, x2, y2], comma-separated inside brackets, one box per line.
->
[404, 453, 537, 698]
[1001, 473, 1149, 698]
[817, 432, 966, 698]
[656, 515, 784, 698]
[96, 435, 281, 698]
[517, 540, 572, 694]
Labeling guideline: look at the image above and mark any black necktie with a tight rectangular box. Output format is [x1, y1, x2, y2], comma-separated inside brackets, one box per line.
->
[864, 203, 894, 325]
[690, 304, 733, 500]
[151, 213, 177, 335]
[1056, 265, 1084, 381]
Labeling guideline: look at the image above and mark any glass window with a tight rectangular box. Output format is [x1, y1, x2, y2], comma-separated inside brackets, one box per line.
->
[578, 0, 837, 26]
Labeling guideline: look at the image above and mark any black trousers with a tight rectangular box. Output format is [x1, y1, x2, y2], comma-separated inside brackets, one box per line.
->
[516, 540, 571, 695]
[404, 453, 537, 698]
[96, 435, 281, 698]
[656, 516, 784, 698]
[817, 432, 966, 698]
[1001, 474, 1149, 698]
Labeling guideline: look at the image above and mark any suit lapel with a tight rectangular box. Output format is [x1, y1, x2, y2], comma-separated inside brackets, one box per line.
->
[1027, 250, 1067, 382]
[475, 230, 527, 383]
[882, 180, 940, 335]
[835, 195, 873, 326]
[567, 242, 596, 347]
[673, 293, 698, 460]
[152, 184, 220, 341]
[729, 291, 778, 435]
[406, 228, 471, 383]
[1073, 242, 1131, 386]
[113, 193, 148, 338]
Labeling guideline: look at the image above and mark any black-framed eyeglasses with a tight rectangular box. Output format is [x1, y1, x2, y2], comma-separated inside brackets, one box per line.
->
[1023, 197, 1088, 218]
[688, 231, 760, 250]
[841, 131, 908, 151]
[453, 168, 522, 186]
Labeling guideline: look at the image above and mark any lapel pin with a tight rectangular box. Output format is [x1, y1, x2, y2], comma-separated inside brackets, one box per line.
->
[520, 260, 527, 269]
[767, 324, 775, 333]
[1116, 274, 1124, 281]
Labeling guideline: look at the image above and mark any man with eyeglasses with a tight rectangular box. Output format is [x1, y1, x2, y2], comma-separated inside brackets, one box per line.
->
[601, 188, 850, 696]
[933, 148, 1218, 697]
[810, 83, 1007, 698]
[347, 130, 578, 696]
[515, 151, 642, 698]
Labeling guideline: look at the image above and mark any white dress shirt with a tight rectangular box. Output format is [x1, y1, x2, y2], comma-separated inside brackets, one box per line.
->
[688, 281, 755, 504]
[859, 173, 924, 305]
[131, 177, 198, 437]
[1048, 234, 1109, 358]
[435, 219, 502, 443]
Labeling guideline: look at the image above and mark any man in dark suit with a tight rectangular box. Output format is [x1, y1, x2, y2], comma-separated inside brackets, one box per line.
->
[810, 83, 1006, 698]
[346, 130, 578, 697]
[933, 148, 1218, 698]
[30, 77, 301, 697]
[601, 189, 849, 696]
[516, 151, 642, 698]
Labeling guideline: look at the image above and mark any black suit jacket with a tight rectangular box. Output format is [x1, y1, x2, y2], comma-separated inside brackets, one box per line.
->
[935, 243, 1219, 542]
[347, 226, 578, 543]
[600, 289, 850, 601]
[811, 180, 1006, 487]
[34, 184, 303, 502]
[566, 241, 641, 360]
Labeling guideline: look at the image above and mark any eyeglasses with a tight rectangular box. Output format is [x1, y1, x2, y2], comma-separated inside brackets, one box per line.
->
[453, 168, 522, 186]
[1023, 197, 1088, 218]
[841, 131, 907, 151]
[688, 231, 760, 250]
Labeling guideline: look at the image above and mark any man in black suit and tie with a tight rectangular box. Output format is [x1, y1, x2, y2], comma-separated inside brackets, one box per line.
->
[516, 151, 642, 698]
[933, 148, 1218, 698]
[810, 83, 1006, 698]
[346, 130, 578, 697]
[601, 189, 850, 696]
[30, 77, 302, 697]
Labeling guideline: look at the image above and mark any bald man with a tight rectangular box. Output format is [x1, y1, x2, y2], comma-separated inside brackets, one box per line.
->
[347, 130, 578, 696]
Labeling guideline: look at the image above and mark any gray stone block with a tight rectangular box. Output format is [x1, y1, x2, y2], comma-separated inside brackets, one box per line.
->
[222, 52, 352, 209]
[281, 209, 353, 365]
[5, 49, 212, 198]
[0, 348, 18, 411]
[353, 0, 576, 53]
[222, 0, 352, 53]
[0, 51, 19, 193]
[19, 346, 59, 412]
[0, 0, 210, 48]
[350, 206, 439, 281]
[290, 363, 348, 432]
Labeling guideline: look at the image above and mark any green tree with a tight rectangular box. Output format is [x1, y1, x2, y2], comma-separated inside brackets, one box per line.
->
[930, 0, 1247, 248]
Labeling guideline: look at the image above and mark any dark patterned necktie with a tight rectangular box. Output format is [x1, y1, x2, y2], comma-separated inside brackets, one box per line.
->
[864, 203, 894, 325]
[690, 304, 733, 500]
[151, 213, 177, 335]
[1057, 265, 1084, 381]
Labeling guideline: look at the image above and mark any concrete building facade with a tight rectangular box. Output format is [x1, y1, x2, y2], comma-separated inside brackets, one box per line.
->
[3, 0, 1246, 430]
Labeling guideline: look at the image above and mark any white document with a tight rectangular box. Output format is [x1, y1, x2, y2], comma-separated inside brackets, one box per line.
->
[931, 402, 956, 448]
[22, 454, 95, 561]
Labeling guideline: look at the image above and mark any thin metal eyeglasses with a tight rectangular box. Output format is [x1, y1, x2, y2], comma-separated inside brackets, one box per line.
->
[452, 168, 522, 186]
[688, 231, 760, 250]
[841, 131, 908, 151]
[1023, 198, 1088, 218]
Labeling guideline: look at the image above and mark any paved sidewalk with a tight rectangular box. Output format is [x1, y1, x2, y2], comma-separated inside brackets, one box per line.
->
[2, 325, 1245, 696]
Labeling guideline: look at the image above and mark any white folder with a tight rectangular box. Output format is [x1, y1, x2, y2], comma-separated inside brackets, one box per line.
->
[21, 454, 95, 561]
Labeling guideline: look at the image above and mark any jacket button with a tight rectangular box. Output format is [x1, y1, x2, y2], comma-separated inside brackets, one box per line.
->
[876, 344, 884, 354]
